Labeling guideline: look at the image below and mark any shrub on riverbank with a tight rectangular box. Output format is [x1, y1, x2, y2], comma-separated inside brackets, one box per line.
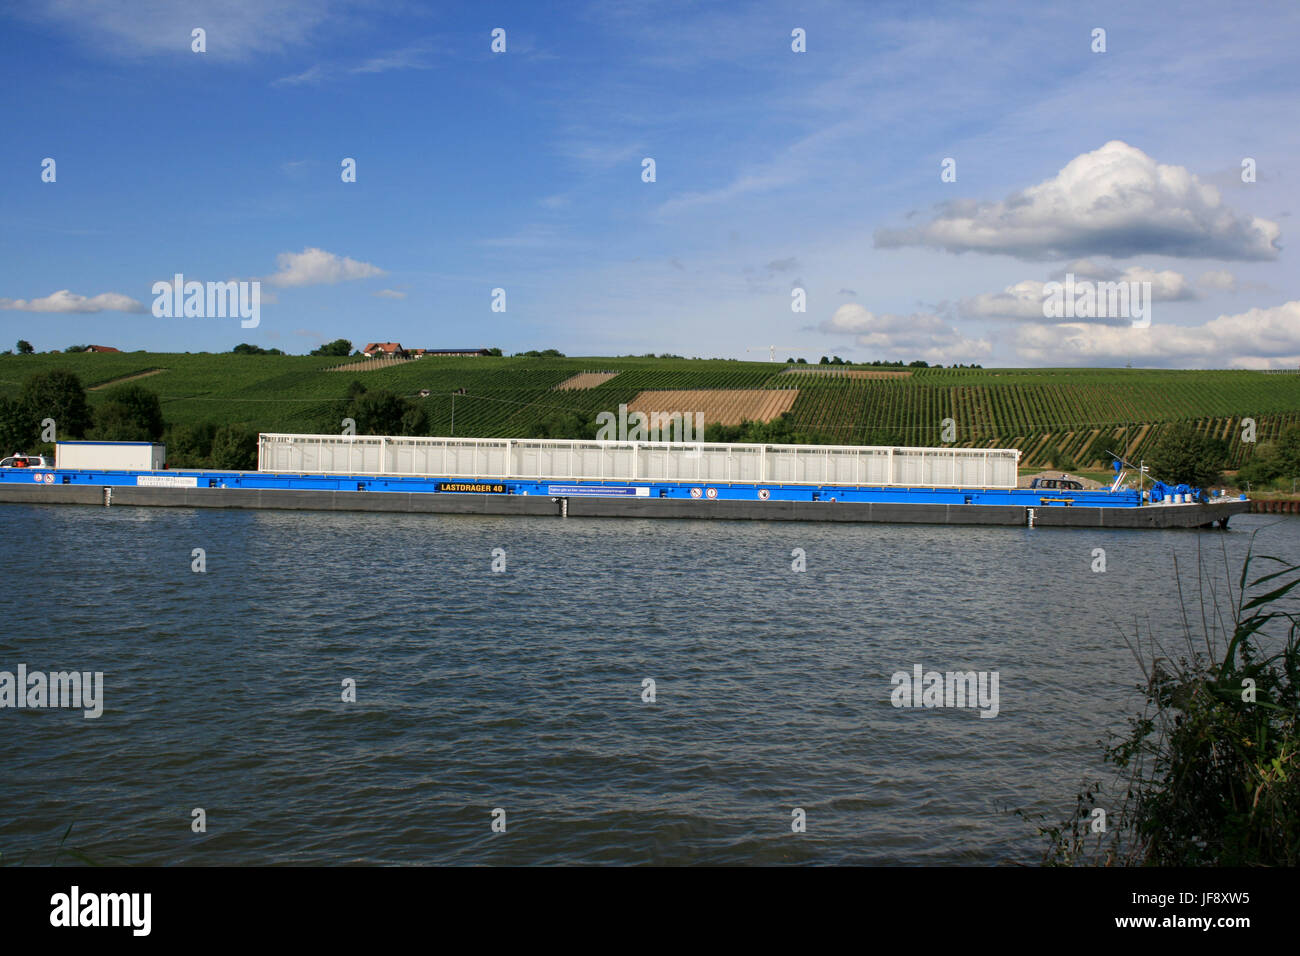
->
[1029, 544, 1300, 865]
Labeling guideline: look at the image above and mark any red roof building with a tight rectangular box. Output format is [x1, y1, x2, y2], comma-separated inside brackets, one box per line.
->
[361, 342, 407, 358]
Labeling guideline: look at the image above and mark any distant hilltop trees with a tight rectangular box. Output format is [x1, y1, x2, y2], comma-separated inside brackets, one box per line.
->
[799, 356, 982, 368]
[310, 339, 353, 357]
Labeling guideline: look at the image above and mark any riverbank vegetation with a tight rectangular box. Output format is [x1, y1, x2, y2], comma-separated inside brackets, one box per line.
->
[1027, 545, 1299, 865]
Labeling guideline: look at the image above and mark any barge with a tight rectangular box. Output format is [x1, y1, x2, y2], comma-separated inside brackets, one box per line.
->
[0, 433, 1250, 529]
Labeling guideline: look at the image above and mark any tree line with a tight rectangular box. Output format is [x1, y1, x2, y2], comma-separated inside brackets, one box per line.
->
[0, 370, 258, 469]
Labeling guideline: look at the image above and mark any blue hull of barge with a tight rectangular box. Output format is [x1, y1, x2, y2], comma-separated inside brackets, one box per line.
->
[0, 467, 1146, 508]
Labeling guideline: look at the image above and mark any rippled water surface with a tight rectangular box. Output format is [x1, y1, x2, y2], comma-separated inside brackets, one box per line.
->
[1, 503, 1296, 864]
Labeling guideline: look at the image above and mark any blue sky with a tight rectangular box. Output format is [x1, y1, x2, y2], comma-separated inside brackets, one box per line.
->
[2, 0, 1298, 367]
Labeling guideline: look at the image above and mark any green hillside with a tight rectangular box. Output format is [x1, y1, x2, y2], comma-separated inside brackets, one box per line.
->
[1, 352, 1297, 469]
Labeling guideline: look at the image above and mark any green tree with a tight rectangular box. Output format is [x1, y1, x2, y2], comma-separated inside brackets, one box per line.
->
[164, 422, 218, 467]
[1271, 426, 1300, 478]
[514, 348, 566, 358]
[16, 340, 34, 355]
[0, 397, 29, 452]
[400, 402, 428, 436]
[64, 345, 87, 353]
[209, 425, 258, 469]
[89, 384, 164, 441]
[18, 369, 91, 439]
[310, 338, 353, 357]
[703, 412, 833, 446]
[523, 410, 595, 439]
[1149, 423, 1228, 487]
[1238, 425, 1300, 486]
[345, 388, 426, 436]
[1046, 444, 1076, 471]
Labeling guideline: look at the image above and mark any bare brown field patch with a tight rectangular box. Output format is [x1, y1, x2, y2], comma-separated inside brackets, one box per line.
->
[555, 371, 618, 390]
[626, 389, 797, 426]
[325, 356, 414, 372]
[89, 368, 166, 390]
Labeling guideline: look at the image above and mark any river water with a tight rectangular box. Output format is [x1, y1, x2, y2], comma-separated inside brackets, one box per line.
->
[1, 503, 1296, 865]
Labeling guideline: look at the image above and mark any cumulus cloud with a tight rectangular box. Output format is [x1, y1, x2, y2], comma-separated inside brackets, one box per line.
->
[876, 141, 1281, 261]
[1016, 300, 1300, 368]
[819, 303, 991, 365]
[960, 280, 1060, 322]
[0, 289, 145, 313]
[962, 263, 1195, 323]
[265, 248, 386, 287]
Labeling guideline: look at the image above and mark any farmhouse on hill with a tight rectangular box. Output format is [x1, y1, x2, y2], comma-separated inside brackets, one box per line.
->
[362, 342, 407, 358]
[84, 345, 121, 353]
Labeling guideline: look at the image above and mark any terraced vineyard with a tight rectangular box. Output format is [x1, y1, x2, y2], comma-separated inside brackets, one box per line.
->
[1, 353, 1296, 468]
[781, 371, 1300, 466]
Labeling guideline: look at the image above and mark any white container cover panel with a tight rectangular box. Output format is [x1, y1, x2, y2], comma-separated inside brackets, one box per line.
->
[257, 434, 1021, 488]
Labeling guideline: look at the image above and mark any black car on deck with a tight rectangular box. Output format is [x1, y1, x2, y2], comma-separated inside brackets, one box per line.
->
[1028, 476, 1084, 491]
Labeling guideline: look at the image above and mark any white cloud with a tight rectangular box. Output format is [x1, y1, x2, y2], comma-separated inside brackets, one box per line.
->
[819, 303, 991, 365]
[963, 264, 1195, 323]
[876, 141, 1281, 261]
[350, 46, 432, 74]
[961, 280, 1054, 322]
[373, 289, 406, 299]
[0, 289, 145, 313]
[1015, 300, 1300, 368]
[272, 65, 325, 87]
[1110, 266, 1195, 301]
[264, 248, 386, 287]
